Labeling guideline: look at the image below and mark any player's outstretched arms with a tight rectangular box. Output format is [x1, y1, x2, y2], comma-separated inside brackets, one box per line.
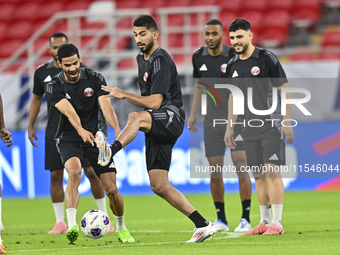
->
[55, 99, 95, 146]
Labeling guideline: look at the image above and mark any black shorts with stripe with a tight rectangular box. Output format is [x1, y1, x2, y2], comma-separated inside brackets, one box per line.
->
[203, 119, 245, 158]
[45, 134, 91, 171]
[244, 130, 285, 167]
[57, 141, 116, 177]
[145, 107, 185, 171]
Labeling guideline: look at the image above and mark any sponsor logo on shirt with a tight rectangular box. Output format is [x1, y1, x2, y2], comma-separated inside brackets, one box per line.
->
[44, 75, 52, 82]
[232, 70, 239, 78]
[251, 66, 260, 76]
[199, 64, 207, 71]
[220, 63, 227, 73]
[84, 87, 94, 97]
[143, 72, 148, 82]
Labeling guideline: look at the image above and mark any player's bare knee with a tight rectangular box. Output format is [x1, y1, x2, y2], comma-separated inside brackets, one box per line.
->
[127, 112, 140, 125]
[150, 183, 167, 197]
[83, 167, 97, 180]
[104, 184, 118, 198]
[50, 170, 63, 183]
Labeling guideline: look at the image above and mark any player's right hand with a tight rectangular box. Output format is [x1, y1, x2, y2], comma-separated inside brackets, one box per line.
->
[187, 116, 197, 133]
[28, 127, 38, 147]
[224, 129, 236, 149]
[79, 129, 95, 146]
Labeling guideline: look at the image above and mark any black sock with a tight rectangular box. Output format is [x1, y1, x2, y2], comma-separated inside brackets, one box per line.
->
[214, 202, 228, 225]
[188, 210, 209, 228]
[111, 140, 122, 156]
[241, 199, 251, 223]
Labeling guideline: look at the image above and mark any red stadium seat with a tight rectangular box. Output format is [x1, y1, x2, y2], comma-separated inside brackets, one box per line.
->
[219, 0, 242, 13]
[116, 0, 140, 9]
[118, 58, 136, 69]
[290, 53, 315, 61]
[140, 0, 166, 9]
[267, 0, 294, 12]
[0, 3, 16, 23]
[263, 11, 290, 30]
[317, 51, 340, 60]
[6, 21, 34, 41]
[243, 0, 268, 13]
[168, 34, 184, 48]
[0, 39, 25, 58]
[0, 23, 7, 42]
[172, 54, 185, 65]
[64, 1, 91, 11]
[81, 18, 106, 30]
[191, 0, 217, 6]
[164, 0, 191, 7]
[36, 2, 64, 21]
[117, 37, 132, 51]
[321, 29, 340, 47]
[168, 14, 184, 27]
[33, 20, 61, 39]
[13, 2, 39, 21]
[292, 0, 322, 25]
[260, 28, 289, 48]
[33, 37, 50, 57]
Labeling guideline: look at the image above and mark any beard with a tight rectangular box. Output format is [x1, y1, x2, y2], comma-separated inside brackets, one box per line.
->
[64, 69, 79, 82]
[235, 42, 249, 55]
[206, 38, 222, 50]
[138, 39, 154, 54]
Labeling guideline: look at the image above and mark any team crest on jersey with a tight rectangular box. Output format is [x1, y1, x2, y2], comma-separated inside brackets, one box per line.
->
[143, 72, 148, 82]
[251, 66, 260, 76]
[220, 63, 227, 73]
[84, 87, 94, 97]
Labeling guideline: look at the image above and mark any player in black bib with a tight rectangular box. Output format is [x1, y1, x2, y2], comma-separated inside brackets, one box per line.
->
[188, 19, 252, 232]
[45, 44, 134, 244]
[28, 33, 114, 234]
[225, 19, 294, 236]
[101, 15, 216, 243]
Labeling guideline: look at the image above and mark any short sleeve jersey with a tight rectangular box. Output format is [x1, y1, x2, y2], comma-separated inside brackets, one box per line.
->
[192, 44, 234, 121]
[45, 67, 109, 143]
[226, 47, 288, 140]
[137, 47, 182, 109]
[33, 61, 87, 137]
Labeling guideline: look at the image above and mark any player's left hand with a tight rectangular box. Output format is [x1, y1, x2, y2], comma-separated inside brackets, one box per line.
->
[0, 128, 12, 147]
[281, 126, 294, 144]
[101, 86, 125, 99]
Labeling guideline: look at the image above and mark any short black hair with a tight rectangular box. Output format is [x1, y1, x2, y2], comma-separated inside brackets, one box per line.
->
[133, 15, 157, 31]
[228, 18, 251, 32]
[205, 19, 223, 28]
[49, 32, 68, 42]
[57, 43, 79, 62]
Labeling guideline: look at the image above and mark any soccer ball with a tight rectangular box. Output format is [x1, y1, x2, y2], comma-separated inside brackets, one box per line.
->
[80, 209, 110, 239]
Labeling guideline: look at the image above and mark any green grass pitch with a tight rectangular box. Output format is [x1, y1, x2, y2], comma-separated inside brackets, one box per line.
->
[2, 191, 339, 254]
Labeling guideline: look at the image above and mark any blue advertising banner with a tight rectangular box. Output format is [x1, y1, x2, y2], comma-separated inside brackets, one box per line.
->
[0, 122, 339, 198]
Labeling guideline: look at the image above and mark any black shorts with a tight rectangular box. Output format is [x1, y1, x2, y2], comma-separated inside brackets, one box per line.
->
[57, 141, 116, 177]
[204, 120, 245, 158]
[244, 130, 285, 167]
[45, 135, 91, 171]
[145, 108, 185, 171]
